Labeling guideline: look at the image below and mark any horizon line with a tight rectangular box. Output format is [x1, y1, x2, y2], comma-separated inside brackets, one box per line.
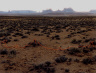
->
[0, 8, 96, 13]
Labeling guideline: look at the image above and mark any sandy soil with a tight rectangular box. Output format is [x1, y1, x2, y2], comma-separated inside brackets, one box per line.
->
[0, 16, 96, 73]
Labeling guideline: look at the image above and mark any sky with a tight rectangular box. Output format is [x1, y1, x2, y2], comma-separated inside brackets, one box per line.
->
[0, 0, 96, 12]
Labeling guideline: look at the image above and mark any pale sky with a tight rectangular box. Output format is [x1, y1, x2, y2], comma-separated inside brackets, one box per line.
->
[0, 0, 96, 12]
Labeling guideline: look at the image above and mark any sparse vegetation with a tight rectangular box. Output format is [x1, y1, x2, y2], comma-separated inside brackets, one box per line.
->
[29, 61, 55, 73]
[55, 55, 68, 63]
[10, 50, 16, 55]
[0, 49, 8, 55]
[71, 39, 82, 44]
[69, 48, 81, 55]
[82, 58, 93, 65]
[0, 16, 96, 73]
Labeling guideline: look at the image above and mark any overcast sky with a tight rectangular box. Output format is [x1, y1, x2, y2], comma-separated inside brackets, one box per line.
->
[0, 0, 96, 12]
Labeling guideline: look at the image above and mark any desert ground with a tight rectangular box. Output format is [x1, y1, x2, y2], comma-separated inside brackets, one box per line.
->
[0, 16, 96, 73]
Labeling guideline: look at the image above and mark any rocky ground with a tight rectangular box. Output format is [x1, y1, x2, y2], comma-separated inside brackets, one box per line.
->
[0, 16, 96, 73]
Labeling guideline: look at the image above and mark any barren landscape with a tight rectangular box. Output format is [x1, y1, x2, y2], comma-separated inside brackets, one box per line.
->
[0, 16, 96, 73]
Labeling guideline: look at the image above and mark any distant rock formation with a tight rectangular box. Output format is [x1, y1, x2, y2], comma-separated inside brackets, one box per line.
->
[42, 9, 53, 13]
[63, 8, 75, 13]
[0, 11, 7, 13]
[42, 8, 75, 13]
[90, 10, 96, 13]
[9, 10, 37, 14]
[0, 8, 96, 16]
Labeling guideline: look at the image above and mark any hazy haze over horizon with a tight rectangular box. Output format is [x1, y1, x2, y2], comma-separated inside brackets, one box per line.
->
[0, 0, 96, 12]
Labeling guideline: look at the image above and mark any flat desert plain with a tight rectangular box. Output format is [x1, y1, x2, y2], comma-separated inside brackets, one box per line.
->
[0, 16, 96, 73]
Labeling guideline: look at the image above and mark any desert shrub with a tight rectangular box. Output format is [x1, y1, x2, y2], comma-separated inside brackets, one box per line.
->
[83, 46, 94, 53]
[14, 39, 18, 41]
[0, 31, 10, 37]
[55, 35, 59, 38]
[30, 61, 55, 73]
[45, 61, 51, 67]
[93, 55, 96, 62]
[85, 39, 90, 42]
[34, 65, 40, 70]
[12, 35, 16, 37]
[37, 64, 43, 69]
[69, 48, 81, 55]
[65, 69, 69, 72]
[15, 33, 23, 36]
[4, 39, 11, 43]
[21, 35, 28, 38]
[10, 50, 16, 55]
[25, 31, 30, 35]
[56, 30, 62, 33]
[82, 58, 93, 65]
[31, 27, 39, 31]
[0, 32, 5, 37]
[55, 26, 61, 29]
[68, 58, 72, 62]
[1, 37, 11, 43]
[71, 39, 76, 44]
[55, 55, 68, 63]
[83, 49, 89, 53]
[46, 35, 49, 37]
[92, 41, 96, 45]
[25, 40, 41, 48]
[71, 39, 81, 44]
[0, 49, 8, 55]
[51, 36, 54, 40]
[74, 59, 80, 62]
[35, 34, 43, 36]
[66, 35, 72, 38]
[82, 37, 86, 39]
[56, 37, 60, 40]
[51, 35, 60, 40]
[43, 67, 55, 73]
[89, 47, 94, 51]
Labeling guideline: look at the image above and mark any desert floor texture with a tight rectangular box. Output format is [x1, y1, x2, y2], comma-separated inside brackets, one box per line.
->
[0, 16, 96, 73]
